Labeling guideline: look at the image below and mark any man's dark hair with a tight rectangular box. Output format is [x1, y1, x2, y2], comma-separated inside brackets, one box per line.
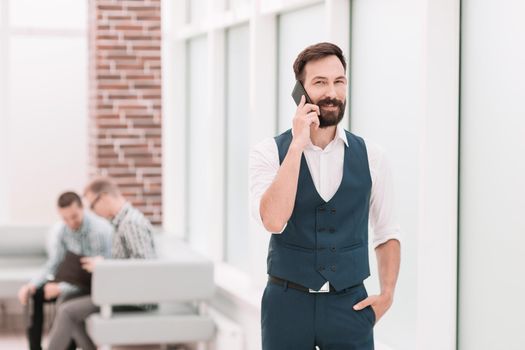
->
[57, 191, 83, 209]
[293, 42, 347, 83]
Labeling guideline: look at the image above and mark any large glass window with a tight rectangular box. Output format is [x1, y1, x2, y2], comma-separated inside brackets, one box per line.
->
[224, 24, 250, 271]
[187, 0, 207, 24]
[172, 1, 341, 272]
[165, 1, 464, 349]
[186, 36, 209, 255]
[459, 1, 525, 348]
[277, 4, 328, 132]
[226, 0, 252, 12]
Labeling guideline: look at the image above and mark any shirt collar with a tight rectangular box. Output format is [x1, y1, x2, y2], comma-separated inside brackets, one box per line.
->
[336, 124, 349, 147]
[111, 202, 131, 228]
[68, 211, 89, 235]
[289, 124, 348, 148]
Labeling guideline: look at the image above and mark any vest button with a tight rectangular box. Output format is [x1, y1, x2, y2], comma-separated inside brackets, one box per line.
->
[318, 227, 326, 233]
[318, 207, 326, 213]
[331, 208, 337, 214]
[318, 266, 325, 272]
[329, 228, 336, 233]
[330, 246, 336, 252]
[331, 265, 337, 272]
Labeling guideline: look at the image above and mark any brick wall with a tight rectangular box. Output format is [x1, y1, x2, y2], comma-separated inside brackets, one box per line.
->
[88, 0, 162, 225]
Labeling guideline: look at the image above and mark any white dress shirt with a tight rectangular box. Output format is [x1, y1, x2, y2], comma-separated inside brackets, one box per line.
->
[249, 124, 401, 248]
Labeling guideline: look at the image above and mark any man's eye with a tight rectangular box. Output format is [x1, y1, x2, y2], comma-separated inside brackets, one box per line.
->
[315, 81, 325, 85]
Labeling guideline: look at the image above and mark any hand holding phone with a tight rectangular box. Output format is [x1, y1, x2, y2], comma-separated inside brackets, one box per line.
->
[290, 81, 320, 150]
[292, 80, 313, 106]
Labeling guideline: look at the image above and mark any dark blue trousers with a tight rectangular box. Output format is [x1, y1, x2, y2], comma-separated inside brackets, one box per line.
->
[261, 281, 375, 350]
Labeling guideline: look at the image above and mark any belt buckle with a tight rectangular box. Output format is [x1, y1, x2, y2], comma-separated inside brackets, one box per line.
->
[309, 281, 330, 293]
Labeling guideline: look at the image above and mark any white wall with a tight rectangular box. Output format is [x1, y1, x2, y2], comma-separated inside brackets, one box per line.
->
[459, 0, 525, 349]
[0, 0, 88, 225]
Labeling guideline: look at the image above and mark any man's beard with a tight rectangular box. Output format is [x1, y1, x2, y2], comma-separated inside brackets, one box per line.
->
[316, 97, 346, 128]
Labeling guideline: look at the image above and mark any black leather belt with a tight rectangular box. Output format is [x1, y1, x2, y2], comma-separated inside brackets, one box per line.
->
[268, 275, 336, 293]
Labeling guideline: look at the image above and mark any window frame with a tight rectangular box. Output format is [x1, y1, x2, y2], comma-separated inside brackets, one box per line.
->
[163, 0, 350, 270]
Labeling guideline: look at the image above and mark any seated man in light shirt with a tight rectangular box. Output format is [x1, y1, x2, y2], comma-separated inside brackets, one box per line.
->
[17, 191, 113, 350]
[46, 177, 157, 350]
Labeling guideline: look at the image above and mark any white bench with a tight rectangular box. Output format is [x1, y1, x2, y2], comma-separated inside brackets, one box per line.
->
[86, 235, 216, 349]
[0, 226, 49, 299]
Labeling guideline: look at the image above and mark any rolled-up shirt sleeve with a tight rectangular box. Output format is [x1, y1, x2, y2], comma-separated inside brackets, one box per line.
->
[367, 142, 402, 248]
[249, 138, 283, 233]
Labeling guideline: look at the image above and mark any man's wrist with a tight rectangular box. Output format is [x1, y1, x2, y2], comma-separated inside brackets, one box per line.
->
[289, 140, 305, 154]
[380, 289, 395, 301]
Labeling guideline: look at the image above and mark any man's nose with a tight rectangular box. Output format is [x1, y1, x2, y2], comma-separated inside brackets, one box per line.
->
[325, 83, 337, 99]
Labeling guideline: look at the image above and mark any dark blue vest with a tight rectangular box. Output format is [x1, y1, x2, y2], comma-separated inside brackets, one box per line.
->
[267, 129, 372, 291]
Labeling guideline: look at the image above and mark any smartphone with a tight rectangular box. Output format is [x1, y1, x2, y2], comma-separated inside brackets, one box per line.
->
[291, 80, 313, 106]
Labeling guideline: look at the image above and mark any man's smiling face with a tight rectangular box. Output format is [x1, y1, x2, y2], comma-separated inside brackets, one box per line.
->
[302, 55, 347, 128]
